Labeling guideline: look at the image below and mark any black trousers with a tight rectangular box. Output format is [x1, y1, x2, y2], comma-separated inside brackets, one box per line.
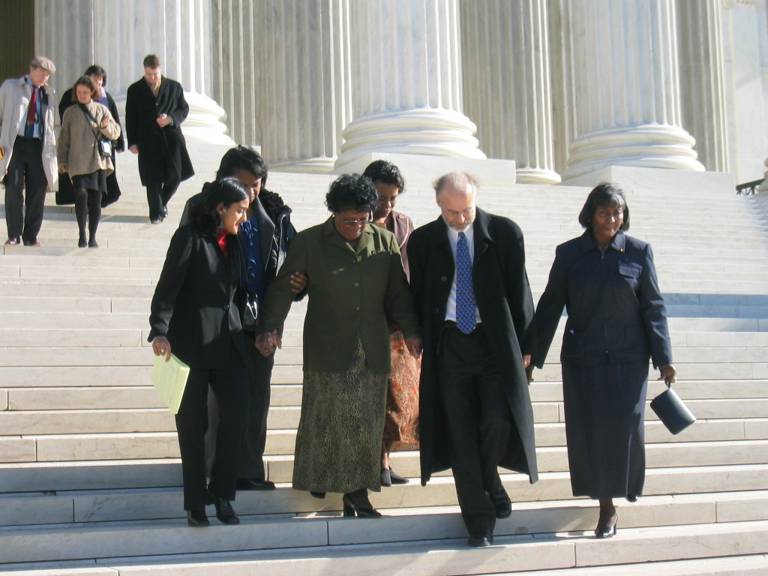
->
[205, 351, 273, 480]
[439, 324, 513, 538]
[4, 137, 47, 243]
[146, 175, 180, 221]
[175, 364, 248, 510]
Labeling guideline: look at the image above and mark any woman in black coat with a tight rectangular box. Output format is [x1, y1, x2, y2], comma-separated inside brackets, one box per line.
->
[532, 183, 676, 538]
[57, 65, 124, 207]
[149, 178, 251, 527]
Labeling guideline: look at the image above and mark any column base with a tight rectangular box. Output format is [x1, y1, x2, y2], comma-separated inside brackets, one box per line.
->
[181, 92, 235, 146]
[516, 167, 561, 185]
[564, 124, 705, 181]
[270, 157, 336, 174]
[335, 108, 486, 170]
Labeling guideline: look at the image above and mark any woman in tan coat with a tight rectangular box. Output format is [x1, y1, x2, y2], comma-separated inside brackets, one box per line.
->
[58, 76, 121, 247]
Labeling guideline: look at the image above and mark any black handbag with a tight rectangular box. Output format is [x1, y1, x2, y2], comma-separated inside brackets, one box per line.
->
[78, 105, 112, 159]
[650, 385, 696, 435]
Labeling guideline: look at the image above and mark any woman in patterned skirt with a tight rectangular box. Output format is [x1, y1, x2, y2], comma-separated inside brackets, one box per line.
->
[364, 160, 420, 486]
[256, 174, 421, 517]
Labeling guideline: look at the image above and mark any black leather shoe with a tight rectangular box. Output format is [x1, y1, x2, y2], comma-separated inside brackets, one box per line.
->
[214, 498, 240, 525]
[310, 491, 326, 499]
[494, 499, 512, 519]
[626, 494, 638, 503]
[380, 468, 392, 487]
[342, 489, 382, 518]
[237, 479, 276, 491]
[186, 509, 209, 527]
[467, 535, 493, 547]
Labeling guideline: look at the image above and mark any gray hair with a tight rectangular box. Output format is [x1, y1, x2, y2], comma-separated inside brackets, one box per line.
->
[30, 56, 56, 74]
[433, 171, 479, 197]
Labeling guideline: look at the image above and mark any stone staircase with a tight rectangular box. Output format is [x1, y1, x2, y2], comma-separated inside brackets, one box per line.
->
[2, 142, 768, 574]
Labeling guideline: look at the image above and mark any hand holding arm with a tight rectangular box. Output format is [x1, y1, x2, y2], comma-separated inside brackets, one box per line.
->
[289, 272, 307, 294]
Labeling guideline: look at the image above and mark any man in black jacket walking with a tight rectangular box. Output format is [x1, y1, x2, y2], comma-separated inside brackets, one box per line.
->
[126, 54, 194, 223]
[407, 172, 538, 547]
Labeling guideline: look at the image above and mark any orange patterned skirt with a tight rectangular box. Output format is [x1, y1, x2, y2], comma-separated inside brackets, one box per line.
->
[382, 331, 420, 450]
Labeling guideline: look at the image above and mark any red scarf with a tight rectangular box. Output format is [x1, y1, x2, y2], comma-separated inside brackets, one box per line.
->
[217, 232, 229, 257]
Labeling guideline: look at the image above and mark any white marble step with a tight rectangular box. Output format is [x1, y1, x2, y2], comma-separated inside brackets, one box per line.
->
[2, 465, 768, 527]
[6, 554, 765, 576]
[3, 349, 761, 381]
[3, 418, 767, 464]
[3, 439, 768, 494]
[3, 397, 768, 437]
[5, 379, 765, 411]
[0, 406, 304, 435]
[1, 508, 767, 569]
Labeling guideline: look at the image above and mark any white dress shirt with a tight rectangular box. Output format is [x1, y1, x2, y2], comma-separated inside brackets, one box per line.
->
[444, 222, 482, 324]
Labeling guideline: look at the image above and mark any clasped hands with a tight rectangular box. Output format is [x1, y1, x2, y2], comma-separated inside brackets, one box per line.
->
[255, 331, 282, 357]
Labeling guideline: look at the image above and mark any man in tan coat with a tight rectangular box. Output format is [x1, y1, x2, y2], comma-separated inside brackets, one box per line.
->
[0, 56, 58, 246]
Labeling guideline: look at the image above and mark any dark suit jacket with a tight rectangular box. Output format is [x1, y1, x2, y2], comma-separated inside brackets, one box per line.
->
[407, 208, 538, 485]
[533, 230, 672, 369]
[148, 225, 250, 370]
[125, 76, 194, 186]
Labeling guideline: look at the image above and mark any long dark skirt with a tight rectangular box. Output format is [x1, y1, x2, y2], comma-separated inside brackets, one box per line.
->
[561, 359, 648, 499]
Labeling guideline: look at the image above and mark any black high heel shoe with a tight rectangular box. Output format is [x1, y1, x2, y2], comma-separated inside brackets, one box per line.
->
[342, 489, 382, 518]
[594, 511, 618, 538]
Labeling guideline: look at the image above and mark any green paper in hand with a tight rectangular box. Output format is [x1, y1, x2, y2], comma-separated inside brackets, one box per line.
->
[151, 354, 190, 414]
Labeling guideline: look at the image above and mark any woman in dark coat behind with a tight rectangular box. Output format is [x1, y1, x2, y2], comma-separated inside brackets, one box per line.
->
[149, 178, 251, 527]
[532, 183, 676, 538]
[57, 65, 124, 207]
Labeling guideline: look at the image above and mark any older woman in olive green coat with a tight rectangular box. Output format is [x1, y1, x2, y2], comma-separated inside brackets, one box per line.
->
[257, 174, 420, 518]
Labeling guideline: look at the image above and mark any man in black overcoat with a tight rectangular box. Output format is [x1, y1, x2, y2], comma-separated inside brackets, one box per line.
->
[407, 171, 538, 547]
[125, 54, 194, 223]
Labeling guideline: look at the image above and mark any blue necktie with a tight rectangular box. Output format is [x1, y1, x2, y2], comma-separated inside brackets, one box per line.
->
[455, 232, 476, 334]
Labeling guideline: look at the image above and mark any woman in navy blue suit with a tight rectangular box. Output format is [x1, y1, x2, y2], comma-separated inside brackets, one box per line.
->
[532, 183, 676, 538]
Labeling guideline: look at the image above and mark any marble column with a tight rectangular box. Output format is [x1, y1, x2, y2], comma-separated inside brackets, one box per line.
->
[35, 0, 232, 144]
[461, 0, 560, 183]
[677, 0, 730, 172]
[335, 0, 485, 170]
[561, 0, 704, 180]
[212, 0, 351, 171]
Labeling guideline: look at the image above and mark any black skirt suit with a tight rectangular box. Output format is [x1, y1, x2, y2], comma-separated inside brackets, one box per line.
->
[533, 231, 672, 499]
[149, 225, 251, 510]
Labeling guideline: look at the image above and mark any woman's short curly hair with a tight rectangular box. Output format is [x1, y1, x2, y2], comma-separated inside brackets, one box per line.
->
[325, 174, 379, 214]
[578, 182, 630, 232]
